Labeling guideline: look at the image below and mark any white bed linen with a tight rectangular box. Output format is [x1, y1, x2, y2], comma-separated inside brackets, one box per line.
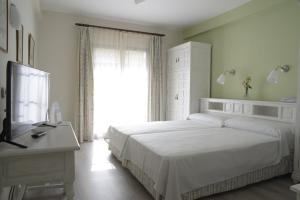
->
[224, 117, 295, 150]
[122, 128, 290, 200]
[104, 120, 221, 158]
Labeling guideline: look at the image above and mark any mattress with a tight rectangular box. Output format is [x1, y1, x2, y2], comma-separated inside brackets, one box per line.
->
[104, 120, 221, 158]
[122, 127, 291, 200]
[124, 155, 292, 200]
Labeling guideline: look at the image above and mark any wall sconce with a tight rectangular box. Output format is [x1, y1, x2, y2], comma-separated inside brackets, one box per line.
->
[216, 69, 236, 85]
[266, 65, 290, 84]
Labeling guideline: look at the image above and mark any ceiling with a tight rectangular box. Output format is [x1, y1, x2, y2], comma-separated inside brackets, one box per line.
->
[40, 0, 251, 28]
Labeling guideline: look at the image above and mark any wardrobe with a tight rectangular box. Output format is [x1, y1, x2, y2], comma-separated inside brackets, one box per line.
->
[292, 48, 300, 183]
[166, 41, 211, 120]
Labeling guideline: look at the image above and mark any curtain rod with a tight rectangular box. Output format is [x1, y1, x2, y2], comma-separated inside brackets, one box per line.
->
[75, 23, 165, 37]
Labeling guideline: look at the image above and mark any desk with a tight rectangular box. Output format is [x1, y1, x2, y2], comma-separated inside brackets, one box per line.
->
[0, 123, 80, 200]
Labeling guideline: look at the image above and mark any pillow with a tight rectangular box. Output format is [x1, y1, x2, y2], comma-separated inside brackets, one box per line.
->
[187, 113, 227, 127]
[224, 117, 295, 138]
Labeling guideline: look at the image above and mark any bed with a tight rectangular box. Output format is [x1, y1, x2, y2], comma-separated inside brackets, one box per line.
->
[107, 98, 296, 200]
[104, 113, 226, 159]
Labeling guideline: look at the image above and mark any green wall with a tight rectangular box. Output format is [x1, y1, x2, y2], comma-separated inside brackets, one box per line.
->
[188, 1, 300, 101]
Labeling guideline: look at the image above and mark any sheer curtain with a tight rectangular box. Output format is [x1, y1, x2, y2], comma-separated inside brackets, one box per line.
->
[76, 27, 94, 142]
[148, 36, 166, 121]
[90, 28, 151, 138]
[76, 26, 165, 141]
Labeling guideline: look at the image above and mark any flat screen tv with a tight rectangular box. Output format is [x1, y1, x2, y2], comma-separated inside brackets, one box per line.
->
[0, 61, 49, 148]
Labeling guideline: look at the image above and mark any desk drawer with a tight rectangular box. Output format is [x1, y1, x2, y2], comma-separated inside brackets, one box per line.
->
[4, 153, 65, 178]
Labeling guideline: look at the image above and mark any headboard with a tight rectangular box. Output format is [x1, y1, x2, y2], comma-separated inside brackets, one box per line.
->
[200, 98, 297, 123]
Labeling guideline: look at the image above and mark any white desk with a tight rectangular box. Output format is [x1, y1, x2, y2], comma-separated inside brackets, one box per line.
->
[0, 122, 80, 200]
[291, 184, 300, 200]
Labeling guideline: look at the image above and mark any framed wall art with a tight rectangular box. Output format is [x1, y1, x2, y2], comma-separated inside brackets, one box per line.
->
[16, 25, 23, 63]
[28, 33, 35, 67]
[0, 0, 8, 52]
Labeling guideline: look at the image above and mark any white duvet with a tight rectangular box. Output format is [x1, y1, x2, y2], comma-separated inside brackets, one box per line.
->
[122, 127, 291, 200]
[104, 120, 221, 158]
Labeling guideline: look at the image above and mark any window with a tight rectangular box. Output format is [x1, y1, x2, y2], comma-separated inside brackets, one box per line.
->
[93, 48, 148, 137]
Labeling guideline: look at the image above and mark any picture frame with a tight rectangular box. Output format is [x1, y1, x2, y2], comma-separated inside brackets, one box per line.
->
[0, 0, 8, 52]
[28, 33, 35, 67]
[16, 25, 23, 63]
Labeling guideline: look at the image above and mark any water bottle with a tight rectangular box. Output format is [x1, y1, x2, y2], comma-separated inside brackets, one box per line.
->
[50, 102, 62, 124]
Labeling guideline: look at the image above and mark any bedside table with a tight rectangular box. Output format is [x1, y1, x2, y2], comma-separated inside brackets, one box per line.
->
[291, 184, 300, 200]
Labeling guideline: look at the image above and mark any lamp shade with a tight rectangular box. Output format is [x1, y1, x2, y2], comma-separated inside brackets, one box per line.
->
[266, 69, 279, 84]
[216, 74, 225, 85]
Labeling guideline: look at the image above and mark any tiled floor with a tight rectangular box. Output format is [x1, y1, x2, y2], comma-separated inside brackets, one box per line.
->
[23, 140, 296, 200]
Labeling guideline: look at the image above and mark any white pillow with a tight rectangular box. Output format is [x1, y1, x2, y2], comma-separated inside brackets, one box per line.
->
[187, 113, 226, 127]
[224, 117, 295, 138]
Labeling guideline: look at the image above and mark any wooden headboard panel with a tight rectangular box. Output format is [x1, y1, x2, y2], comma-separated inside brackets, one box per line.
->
[200, 98, 297, 123]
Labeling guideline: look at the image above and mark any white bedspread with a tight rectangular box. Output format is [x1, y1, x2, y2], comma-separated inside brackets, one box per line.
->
[122, 128, 290, 200]
[104, 120, 220, 158]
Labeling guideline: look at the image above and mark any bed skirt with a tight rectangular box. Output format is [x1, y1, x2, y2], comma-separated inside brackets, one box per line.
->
[109, 144, 293, 200]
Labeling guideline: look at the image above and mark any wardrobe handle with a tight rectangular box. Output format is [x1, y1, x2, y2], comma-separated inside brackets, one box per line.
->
[174, 94, 179, 100]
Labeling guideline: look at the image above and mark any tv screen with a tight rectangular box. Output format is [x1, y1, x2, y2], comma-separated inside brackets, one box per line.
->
[5, 61, 49, 140]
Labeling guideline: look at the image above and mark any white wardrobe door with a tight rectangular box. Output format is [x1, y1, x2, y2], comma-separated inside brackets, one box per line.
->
[167, 48, 190, 121]
[167, 51, 179, 120]
[182, 48, 190, 119]
[177, 48, 190, 120]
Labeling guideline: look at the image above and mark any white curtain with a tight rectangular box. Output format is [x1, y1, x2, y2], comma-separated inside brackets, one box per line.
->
[148, 36, 165, 121]
[90, 28, 151, 138]
[76, 26, 165, 140]
[76, 27, 94, 142]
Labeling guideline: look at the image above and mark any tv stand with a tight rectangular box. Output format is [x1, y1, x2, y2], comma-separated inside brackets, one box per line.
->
[0, 118, 27, 148]
[0, 122, 80, 200]
[1, 139, 27, 148]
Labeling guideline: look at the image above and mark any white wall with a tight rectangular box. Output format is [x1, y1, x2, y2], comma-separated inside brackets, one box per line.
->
[0, 1, 40, 198]
[38, 11, 183, 126]
[0, 0, 40, 133]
